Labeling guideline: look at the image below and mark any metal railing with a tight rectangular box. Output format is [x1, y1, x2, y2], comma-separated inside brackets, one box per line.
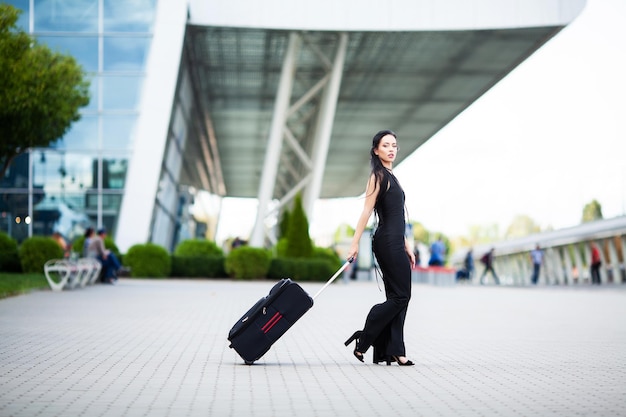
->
[452, 216, 626, 285]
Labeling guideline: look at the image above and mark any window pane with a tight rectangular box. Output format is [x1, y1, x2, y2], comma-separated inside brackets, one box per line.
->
[103, 76, 142, 110]
[0, 193, 30, 243]
[102, 193, 123, 211]
[103, 0, 156, 33]
[102, 159, 129, 189]
[33, 192, 92, 239]
[58, 116, 99, 150]
[103, 115, 137, 150]
[103, 37, 150, 71]
[85, 77, 99, 111]
[34, 0, 98, 32]
[37, 35, 98, 72]
[0, 153, 29, 189]
[33, 151, 95, 194]
[4, 0, 29, 31]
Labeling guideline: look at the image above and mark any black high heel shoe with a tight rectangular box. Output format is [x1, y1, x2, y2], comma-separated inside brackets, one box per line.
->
[392, 356, 414, 366]
[345, 331, 364, 363]
[352, 350, 364, 363]
[344, 331, 362, 347]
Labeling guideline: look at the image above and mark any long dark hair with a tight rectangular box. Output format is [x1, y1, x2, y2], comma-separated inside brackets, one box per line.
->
[369, 129, 397, 195]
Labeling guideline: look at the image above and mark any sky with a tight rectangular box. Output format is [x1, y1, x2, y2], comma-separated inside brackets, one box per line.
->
[215, 0, 626, 245]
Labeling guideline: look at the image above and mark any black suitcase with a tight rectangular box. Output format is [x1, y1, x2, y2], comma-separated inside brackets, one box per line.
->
[228, 259, 352, 364]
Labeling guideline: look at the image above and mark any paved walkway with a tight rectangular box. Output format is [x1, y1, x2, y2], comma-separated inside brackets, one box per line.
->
[1, 278, 625, 417]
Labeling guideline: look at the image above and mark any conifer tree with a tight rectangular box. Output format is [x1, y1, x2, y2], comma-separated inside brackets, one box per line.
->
[285, 194, 313, 258]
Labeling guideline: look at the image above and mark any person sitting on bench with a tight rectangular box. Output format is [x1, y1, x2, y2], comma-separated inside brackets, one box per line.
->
[87, 228, 124, 284]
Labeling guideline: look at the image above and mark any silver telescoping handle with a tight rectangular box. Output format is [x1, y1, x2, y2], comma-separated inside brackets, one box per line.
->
[312, 257, 354, 300]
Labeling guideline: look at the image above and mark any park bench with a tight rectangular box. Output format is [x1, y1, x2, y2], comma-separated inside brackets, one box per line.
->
[43, 258, 102, 291]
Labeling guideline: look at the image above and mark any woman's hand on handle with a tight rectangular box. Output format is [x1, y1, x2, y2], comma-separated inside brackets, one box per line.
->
[347, 243, 359, 263]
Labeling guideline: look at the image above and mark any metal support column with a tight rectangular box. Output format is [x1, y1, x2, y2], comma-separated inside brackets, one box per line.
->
[303, 33, 348, 218]
[562, 245, 574, 284]
[596, 240, 608, 284]
[607, 238, 620, 283]
[577, 243, 588, 284]
[250, 32, 300, 247]
[621, 235, 626, 283]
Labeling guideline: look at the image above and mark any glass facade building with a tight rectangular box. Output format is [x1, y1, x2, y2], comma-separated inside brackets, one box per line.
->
[1, 0, 157, 245]
[1, 0, 584, 253]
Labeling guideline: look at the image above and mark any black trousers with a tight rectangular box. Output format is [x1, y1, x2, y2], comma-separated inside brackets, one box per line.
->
[358, 233, 411, 360]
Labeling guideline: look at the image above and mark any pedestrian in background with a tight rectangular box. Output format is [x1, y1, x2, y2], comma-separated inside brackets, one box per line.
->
[51, 231, 69, 258]
[530, 244, 543, 285]
[456, 248, 474, 282]
[479, 247, 500, 285]
[590, 243, 602, 285]
[88, 228, 124, 284]
[413, 245, 421, 267]
[428, 236, 445, 266]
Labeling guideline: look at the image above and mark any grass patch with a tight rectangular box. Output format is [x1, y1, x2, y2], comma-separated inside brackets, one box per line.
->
[0, 273, 49, 299]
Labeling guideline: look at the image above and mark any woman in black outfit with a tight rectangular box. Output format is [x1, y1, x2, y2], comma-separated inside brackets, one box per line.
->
[345, 130, 416, 366]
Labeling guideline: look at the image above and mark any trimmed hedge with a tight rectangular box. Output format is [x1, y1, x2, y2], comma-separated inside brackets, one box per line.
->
[124, 243, 171, 278]
[170, 255, 226, 278]
[174, 239, 223, 257]
[312, 246, 342, 271]
[171, 239, 225, 278]
[19, 236, 63, 273]
[268, 258, 338, 282]
[274, 238, 288, 258]
[70, 235, 86, 256]
[0, 232, 21, 273]
[225, 246, 271, 280]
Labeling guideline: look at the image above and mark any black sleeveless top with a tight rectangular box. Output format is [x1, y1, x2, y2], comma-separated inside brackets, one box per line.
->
[374, 170, 405, 237]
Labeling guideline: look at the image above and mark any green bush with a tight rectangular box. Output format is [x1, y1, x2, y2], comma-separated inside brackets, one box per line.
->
[174, 239, 223, 257]
[0, 232, 21, 273]
[268, 258, 337, 281]
[312, 246, 342, 271]
[225, 246, 271, 280]
[70, 235, 86, 256]
[170, 255, 226, 278]
[274, 238, 288, 258]
[19, 236, 63, 273]
[124, 243, 171, 278]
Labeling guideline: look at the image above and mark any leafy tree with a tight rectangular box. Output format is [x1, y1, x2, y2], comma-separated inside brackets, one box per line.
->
[505, 215, 541, 238]
[333, 223, 354, 242]
[0, 4, 90, 179]
[19, 236, 63, 273]
[467, 223, 500, 245]
[285, 194, 313, 258]
[410, 221, 429, 244]
[582, 199, 603, 223]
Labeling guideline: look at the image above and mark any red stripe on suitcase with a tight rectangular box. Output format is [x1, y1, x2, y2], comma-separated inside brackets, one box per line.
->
[261, 312, 283, 334]
[261, 312, 280, 332]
